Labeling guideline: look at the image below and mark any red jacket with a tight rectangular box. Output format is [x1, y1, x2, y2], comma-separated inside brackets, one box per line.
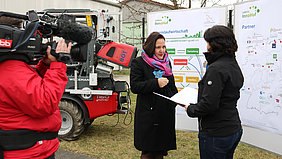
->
[0, 60, 68, 158]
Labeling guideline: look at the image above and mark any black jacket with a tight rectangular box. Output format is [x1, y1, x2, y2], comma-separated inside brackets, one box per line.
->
[187, 52, 244, 137]
[130, 56, 178, 151]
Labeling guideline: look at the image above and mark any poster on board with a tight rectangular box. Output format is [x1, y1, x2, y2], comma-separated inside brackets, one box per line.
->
[234, 0, 282, 135]
[147, 7, 227, 114]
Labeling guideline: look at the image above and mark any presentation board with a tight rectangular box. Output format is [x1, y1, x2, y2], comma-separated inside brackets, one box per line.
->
[235, 0, 282, 136]
[234, 0, 282, 155]
[147, 7, 227, 115]
[148, 0, 282, 156]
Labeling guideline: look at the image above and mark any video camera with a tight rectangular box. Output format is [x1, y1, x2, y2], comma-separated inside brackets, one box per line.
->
[0, 10, 93, 63]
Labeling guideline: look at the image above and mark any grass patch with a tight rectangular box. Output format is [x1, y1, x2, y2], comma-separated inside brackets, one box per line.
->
[59, 92, 282, 159]
[113, 69, 130, 76]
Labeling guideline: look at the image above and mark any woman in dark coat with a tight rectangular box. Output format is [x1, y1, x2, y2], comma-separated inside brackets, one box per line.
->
[185, 25, 244, 159]
[130, 32, 178, 159]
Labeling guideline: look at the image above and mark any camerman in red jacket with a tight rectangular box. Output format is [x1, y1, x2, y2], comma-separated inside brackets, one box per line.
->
[0, 16, 71, 159]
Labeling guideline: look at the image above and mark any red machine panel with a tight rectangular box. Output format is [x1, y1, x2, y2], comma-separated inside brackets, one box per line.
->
[84, 93, 118, 118]
[96, 42, 137, 68]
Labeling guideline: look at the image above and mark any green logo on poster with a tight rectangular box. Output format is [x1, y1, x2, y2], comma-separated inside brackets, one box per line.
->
[155, 16, 171, 25]
[242, 6, 260, 18]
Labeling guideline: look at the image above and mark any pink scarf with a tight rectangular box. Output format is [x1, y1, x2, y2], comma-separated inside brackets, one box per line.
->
[141, 50, 172, 76]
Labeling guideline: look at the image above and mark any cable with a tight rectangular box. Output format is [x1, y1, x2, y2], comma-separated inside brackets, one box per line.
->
[121, 82, 133, 126]
[111, 81, 133, 127]
[123, 85, 133, 126]
[111, 112, 120, 127]
[123, 109, 133, 126]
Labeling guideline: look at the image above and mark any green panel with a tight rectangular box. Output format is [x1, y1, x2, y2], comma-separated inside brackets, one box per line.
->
[186, 48, 199, 54]
[166, 48, 175, 54]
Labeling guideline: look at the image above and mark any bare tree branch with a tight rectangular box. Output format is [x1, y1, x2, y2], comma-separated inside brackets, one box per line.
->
[201, 0, 207, 7]
[122, 2, 155, 22]
[170, 0, 178, 8]
[212, 0, 223, 6]
[168, 0, 185, 9]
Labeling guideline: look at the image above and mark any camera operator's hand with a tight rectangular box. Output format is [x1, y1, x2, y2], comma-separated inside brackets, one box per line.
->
[55, 39, 72, 54]
[43, 39, 72, 65]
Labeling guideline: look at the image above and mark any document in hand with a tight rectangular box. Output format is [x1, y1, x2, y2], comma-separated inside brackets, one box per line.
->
[153, 87, 198, 107]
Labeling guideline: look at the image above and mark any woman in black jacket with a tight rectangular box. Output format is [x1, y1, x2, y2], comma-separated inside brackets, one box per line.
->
[130, 32, 178, 159]
[185, 25, 244, 159]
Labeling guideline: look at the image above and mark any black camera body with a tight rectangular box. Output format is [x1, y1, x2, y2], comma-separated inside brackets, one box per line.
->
[0, 23, 41, 62]
[0, 10, 93, 63]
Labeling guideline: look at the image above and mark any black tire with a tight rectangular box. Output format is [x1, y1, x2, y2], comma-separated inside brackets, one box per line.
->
[84, 118, 94, 130]
[58, 100, 85, 141]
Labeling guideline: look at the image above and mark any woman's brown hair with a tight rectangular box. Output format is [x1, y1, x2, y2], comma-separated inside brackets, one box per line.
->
[143, 32, 165, 58]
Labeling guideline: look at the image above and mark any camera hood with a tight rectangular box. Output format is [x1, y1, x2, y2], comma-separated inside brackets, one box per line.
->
[0, 22, 41, 63]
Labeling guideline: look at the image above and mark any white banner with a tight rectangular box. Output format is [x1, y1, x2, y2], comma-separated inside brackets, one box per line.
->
[235, 0, 282, 135]
[148, 7, 227, 114]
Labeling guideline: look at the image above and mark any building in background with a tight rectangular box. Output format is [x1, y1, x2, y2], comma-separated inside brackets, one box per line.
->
[119, 0, 186, 53]
[0, 0, 121, 14]
[0, 0, 185, 68]
[0, 0, 124, 69]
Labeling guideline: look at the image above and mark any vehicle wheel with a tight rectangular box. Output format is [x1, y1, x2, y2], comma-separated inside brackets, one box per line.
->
[84, 119, 94, 130]
[58, 100, 85, 141]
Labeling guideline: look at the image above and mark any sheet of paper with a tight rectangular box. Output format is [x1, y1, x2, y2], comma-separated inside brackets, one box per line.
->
[171, 87, 198, 106]
[153, 92, 172, 101]
[153, 87, 198, 107]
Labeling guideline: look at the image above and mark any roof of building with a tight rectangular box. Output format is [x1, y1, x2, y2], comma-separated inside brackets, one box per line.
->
[119, 0, 186, 9]
[93, 0, 121, 8]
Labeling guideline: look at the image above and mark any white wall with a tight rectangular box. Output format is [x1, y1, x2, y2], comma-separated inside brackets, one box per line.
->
[0, 0, 120, 14]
